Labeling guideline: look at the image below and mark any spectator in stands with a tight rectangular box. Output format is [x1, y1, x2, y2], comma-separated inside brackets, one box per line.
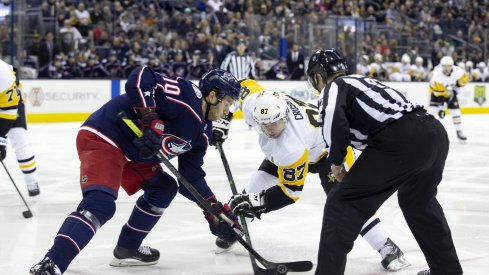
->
[286, 42, 305, 80]
[20, 49, 37, 70]
[38, 32, 59, 68]
[62, 52, 82, 79]
[221, 39, 257, 80]
[123, 54, 139, 78]
[155, 52, 173, 77]
[38, 55, 64, 79]
[59, 18, 84, 53]
[74, 2, 92, 36]
[103, 50, 123, 79]
[171, 50, 189, 78]
[82, 55, 109, 79]
[264, 58, 289, 80]
[212, 32, 232, 65]
[189, 50, 208, 80]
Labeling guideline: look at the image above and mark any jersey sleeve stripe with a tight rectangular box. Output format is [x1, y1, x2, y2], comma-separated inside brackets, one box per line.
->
[136, 66, 148, 108]
[322, 82, 338, 148]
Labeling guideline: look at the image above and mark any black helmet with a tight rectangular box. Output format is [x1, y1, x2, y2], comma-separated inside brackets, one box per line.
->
[199, 69, 241, 100]
[306, 48, 348, 91]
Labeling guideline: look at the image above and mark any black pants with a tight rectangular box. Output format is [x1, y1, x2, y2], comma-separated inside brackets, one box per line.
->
[315, 111, 462, 275]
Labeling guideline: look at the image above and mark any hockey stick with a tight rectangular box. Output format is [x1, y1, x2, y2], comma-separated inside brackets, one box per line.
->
[1, 160, 33, 218]
[118, 112, 312, 274]
[216, 142, 273, 275]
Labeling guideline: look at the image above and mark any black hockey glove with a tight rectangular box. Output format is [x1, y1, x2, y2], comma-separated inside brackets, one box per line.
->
[133, 109, 164, 159]
[203, 199, 242, 243]
[210, 112, 233, 146]
[229, 191, 267, 219]
[0, 136, 6, 161]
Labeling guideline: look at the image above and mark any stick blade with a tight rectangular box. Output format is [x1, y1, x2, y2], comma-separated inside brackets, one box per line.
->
[23, 210, 33, 219]
[282, 261, 313, 272]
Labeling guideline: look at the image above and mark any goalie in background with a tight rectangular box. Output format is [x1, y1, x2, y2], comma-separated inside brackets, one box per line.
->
[427, 56, 469, 141]
[210, 79, 410, 271]
[0, 62, 40, 196]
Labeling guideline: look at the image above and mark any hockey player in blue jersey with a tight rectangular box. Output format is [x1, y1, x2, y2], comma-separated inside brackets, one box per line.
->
[30, 68, 242, 274]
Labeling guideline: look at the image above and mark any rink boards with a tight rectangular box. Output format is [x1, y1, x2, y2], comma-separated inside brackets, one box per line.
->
[20, 80, 489, 122]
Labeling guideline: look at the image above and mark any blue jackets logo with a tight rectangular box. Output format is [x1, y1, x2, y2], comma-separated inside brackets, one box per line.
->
[161, 134, 192, 157]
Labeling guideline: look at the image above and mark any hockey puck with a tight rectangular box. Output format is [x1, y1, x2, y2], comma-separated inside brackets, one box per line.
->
[276, 264, 288, 275]
[23, 210, 33, 219]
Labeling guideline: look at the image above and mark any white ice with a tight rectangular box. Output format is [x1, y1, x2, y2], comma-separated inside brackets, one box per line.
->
[1, 115, 488, 275]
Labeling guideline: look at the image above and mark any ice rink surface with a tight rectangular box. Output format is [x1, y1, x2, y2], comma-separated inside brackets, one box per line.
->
[1, 115, 488, 275]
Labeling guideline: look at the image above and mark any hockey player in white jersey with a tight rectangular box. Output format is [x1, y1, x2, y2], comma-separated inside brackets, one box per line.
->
[211, 79, 410, 271]
[356, 55, 370, 76]
[428, 56, 469, 141]
[389, 54, 412, 82]
[0, 61, 40, 196]
[410, 56, 428, 81]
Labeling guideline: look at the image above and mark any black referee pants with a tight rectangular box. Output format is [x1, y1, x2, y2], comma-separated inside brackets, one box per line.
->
[315, 111, 463, 275]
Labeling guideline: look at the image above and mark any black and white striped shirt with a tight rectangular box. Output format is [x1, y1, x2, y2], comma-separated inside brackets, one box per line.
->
[318, 74, 423, 165]
[220, 51, 257, 80]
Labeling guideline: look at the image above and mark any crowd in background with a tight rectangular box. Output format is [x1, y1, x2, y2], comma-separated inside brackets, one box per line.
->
[0, 0, 488, 81]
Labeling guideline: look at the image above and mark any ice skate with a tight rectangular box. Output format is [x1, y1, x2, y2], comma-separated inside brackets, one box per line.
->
[28, 182, 40, 197]
[456, 130, 467, 142]
[29, 257, 62, 275]
[417, 270, 430, 275]
[215, 237, 237, 254]
[110, 245, 160, 267]
[378, 238, 411, 271]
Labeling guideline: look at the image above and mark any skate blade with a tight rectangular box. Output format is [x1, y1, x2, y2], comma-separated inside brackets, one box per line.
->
[215, 242, 236, 254]
[386, 256, 411, 271]
[109, 258, 158, 267]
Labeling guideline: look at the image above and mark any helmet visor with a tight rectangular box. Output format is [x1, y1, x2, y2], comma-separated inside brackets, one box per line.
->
[307, 74, 321, 96]
[258, 119, 286, 139]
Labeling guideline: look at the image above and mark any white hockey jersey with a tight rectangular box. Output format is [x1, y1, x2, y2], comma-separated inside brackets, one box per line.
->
[429, 65, 469, 98]
[241, 85, 327, 201]
[0, 60, 20, 122]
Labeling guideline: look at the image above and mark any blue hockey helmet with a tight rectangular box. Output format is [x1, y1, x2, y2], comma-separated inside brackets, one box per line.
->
[306, 48, 348, 92]
[199, 69, 241, 101]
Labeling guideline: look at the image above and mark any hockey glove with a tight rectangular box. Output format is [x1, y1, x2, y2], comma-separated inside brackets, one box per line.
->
[210, 112, 233, 146]
[0, 136, 6, 161]
[203, 200, 242, 243]
[229, 191, 267, 219]
[133, 109, 165, 159]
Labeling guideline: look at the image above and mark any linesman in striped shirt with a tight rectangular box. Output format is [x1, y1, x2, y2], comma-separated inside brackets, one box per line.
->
[220, 39, 257, 80]
[306, 49, 462, 275]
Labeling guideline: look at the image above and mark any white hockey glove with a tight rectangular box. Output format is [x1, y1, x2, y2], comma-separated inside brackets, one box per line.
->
[210, 112, 233, 146]
[229, 191, 267, 219]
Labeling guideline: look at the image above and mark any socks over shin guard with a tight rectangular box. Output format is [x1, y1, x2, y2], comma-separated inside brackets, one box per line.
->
[117, 196, 163, 250]
[360, 215, 389, 251]
[46, 212, 99, 273]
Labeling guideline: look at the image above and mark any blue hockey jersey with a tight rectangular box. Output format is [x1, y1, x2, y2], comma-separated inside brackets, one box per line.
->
[82, 66, 214, 202]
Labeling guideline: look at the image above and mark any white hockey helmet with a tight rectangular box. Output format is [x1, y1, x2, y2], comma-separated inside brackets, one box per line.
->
[253, 90, 289, 138]
[456, 61, 465, 70]
[361, 55, 369, 63]
[440, 56, 454, 66]
[374, 53, 383, 62]
[401, 54, 411, 64]
[441, 56, 454, 75]
[477, 62, 486, 69]
[415, 56, 423, 65]
[465, 60, 474, 69]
